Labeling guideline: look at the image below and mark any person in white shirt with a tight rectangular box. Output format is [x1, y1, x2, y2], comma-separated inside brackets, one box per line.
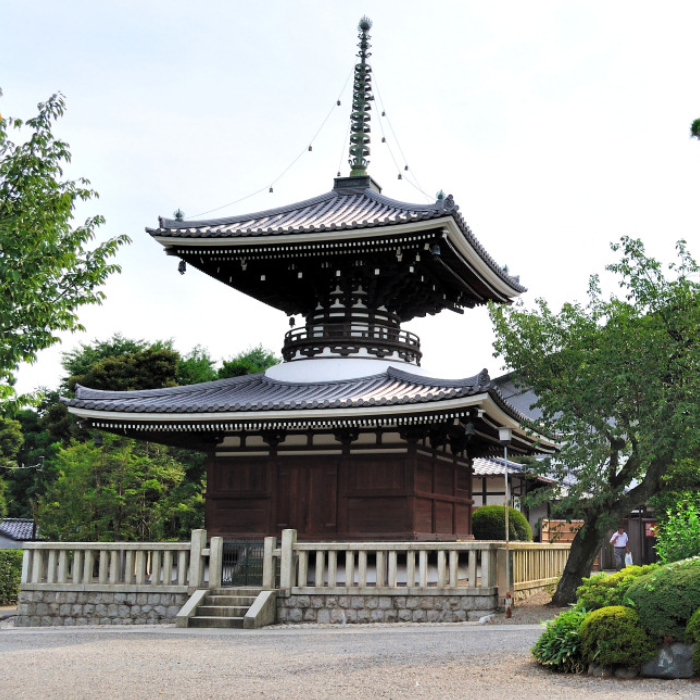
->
[610, 526, 630, 571]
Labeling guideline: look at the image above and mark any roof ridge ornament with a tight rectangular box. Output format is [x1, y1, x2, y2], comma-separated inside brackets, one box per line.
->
[348, 16, 374, 177]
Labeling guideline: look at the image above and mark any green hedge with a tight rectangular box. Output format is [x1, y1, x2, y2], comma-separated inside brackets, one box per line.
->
[0, 550, 23, 605]
[576, 565, 660, 611]
[472, 505, 533, 541]
[579, 606, 657, 667]
[626, 556, 700, 642]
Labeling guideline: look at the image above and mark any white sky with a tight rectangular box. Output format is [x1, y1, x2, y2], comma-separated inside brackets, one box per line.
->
[3, 0, 700, 394]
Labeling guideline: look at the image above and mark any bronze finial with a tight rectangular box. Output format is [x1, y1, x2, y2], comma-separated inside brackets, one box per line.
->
[348, 17, 374, 177]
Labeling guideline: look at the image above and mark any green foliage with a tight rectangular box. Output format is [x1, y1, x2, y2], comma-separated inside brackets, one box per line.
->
[178, 345, 218, 385]
[37, 434, 202, 541]
[218, 345, 280, 379]
[654, 498, 700, 564]
[684, 608, 700, 675]
[0, 94, 130, 402]
[576, 565, 660, 611]
[490, 237, 700, 604]
[691, 118, 700, 140]
[472, 504, 533, 541]
[531, 607, 589, 673]
[0, 549, 23, 605]
[626, 557, 700, 641]
[579, 606, 657, 667]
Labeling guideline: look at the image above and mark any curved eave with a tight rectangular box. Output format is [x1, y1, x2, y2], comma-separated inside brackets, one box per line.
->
[66, 392, 556, 454]
[152, 215, 523, 302]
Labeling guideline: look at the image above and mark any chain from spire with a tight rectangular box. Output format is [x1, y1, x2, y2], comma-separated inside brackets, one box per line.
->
[348, 17, 374, 177]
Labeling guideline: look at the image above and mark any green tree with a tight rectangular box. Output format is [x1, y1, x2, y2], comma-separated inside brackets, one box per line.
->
[218, 345, 280, 378]
[38, 434, 196, 541]
[0, 416, 23, 517]
[490, 237, 700, 605]
[0, 93, 130, 402]
[691, 118, 700, 140]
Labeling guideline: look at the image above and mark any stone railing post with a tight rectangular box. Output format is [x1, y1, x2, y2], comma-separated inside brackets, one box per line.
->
[208, 537, 224, 590]
[21, 549, 32, 584]
[279, 529, 297, 591]
[188, 529, 207, 593]
[262, 536, 277, 589]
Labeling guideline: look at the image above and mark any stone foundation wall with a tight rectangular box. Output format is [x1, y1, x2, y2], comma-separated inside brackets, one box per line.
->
[16, 590, 189, 627]
[276, 590, 498, 624]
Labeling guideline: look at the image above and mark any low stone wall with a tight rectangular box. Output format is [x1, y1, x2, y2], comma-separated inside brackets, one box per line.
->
[16, 589, 189, 627]
[276, 589, 498, 624]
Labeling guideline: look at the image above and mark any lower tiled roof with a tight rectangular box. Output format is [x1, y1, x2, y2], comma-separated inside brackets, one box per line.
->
[65, 367, 497, 415]
[0, 518, 36, 541]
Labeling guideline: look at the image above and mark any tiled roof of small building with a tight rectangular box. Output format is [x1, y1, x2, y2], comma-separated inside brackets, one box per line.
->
[65, 367, 501, 415]
[0, 518, 35, 541]
[472, 456, 525, 477]
[147, 187, 526, 294]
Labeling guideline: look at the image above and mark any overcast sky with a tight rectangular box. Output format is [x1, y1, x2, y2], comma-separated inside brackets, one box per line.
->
[3, 0, 700, 394]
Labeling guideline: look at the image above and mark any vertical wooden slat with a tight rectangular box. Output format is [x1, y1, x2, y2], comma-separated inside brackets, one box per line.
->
[328, 551, 337, 587]
[345, 551, 355, 588]
[298, 551, 308, 587]
[376, 551, 386, 588]
[419, 551, 428, 588]
[314, 551, 326, 587]
[449, 550, 458, 588]
[437, 550, 447, 587]
[358, 551, 367, 587]
[406, 551, 415, 588]
[388, 551, 398, 588]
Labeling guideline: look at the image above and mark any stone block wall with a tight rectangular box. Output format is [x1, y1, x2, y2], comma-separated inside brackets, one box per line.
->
[16, 590, 189, 627]
[276, 589, 498, 624]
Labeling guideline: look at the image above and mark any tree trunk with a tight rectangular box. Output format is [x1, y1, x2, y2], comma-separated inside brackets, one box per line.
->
[549, 517, 604, 607]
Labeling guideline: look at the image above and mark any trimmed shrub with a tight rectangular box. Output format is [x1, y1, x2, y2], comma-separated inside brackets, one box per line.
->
[531, 607, 589, 673]
[472, 505, 533, 541]
[0, 550, 23, 605]
[576, 565, 660, 611]
[684, 608, 700, 676]
[626, 556, 700, 642]
[579, 606, 657, 667]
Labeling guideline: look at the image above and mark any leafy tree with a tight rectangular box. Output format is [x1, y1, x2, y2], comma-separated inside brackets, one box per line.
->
[490, 237, 700, 605]
[178, 345, 218, 385]
[0, 92, 130, 402]
[38, 434, 198, 541]
[692, 118, 700, 140]
[0, 416, 23, 517]
[219, 345, 280, 378]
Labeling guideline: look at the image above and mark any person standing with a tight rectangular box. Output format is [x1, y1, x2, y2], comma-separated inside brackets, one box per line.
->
[610, 526, 630, 571]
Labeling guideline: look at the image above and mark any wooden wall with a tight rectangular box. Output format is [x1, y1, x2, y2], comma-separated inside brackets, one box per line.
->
[206, 444, 473, 541]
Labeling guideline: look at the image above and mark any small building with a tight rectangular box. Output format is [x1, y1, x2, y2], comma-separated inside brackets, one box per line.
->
[64, 18, 555, 541]
[0, 518, 37, 549]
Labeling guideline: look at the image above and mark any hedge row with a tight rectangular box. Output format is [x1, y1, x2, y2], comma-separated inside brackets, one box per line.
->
[0, 550, 23, 605]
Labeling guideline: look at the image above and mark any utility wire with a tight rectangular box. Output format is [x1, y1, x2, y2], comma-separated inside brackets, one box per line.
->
[188, 67, 355, 220]
[373, 72, 433, 202]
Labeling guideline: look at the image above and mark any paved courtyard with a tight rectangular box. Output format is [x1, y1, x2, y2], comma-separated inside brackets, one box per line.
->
[1, 623, 698, 699]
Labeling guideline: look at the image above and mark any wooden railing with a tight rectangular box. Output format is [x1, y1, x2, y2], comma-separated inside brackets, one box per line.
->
[266, 530, 571, 595]
[21, 530, 218, 594]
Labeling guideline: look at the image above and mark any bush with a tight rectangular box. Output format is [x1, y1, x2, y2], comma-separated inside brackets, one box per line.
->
[0, 550, 23, 605]
[579, 606, 657, 667]
[576, 565, 660, 611]
[626, 556, 700, 641]
[531, 607, 589, 673]
[684, 608, 700, 676]
[655, 499, 700, 564]
[472, 505, 533, 541]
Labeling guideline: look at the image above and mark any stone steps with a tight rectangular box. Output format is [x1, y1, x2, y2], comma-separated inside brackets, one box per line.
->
[185, 588, 262, 629]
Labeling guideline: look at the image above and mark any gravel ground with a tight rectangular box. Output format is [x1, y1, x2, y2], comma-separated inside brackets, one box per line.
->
[1, 596, 698, 700]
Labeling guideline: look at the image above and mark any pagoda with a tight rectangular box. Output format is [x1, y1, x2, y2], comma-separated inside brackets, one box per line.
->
[65, 18, 553, 541]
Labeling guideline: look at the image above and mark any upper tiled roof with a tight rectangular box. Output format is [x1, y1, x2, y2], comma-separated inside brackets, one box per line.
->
[0, 518, 35, 541]
[147, 187, 526, 294]
[65, 366, 497, 415]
